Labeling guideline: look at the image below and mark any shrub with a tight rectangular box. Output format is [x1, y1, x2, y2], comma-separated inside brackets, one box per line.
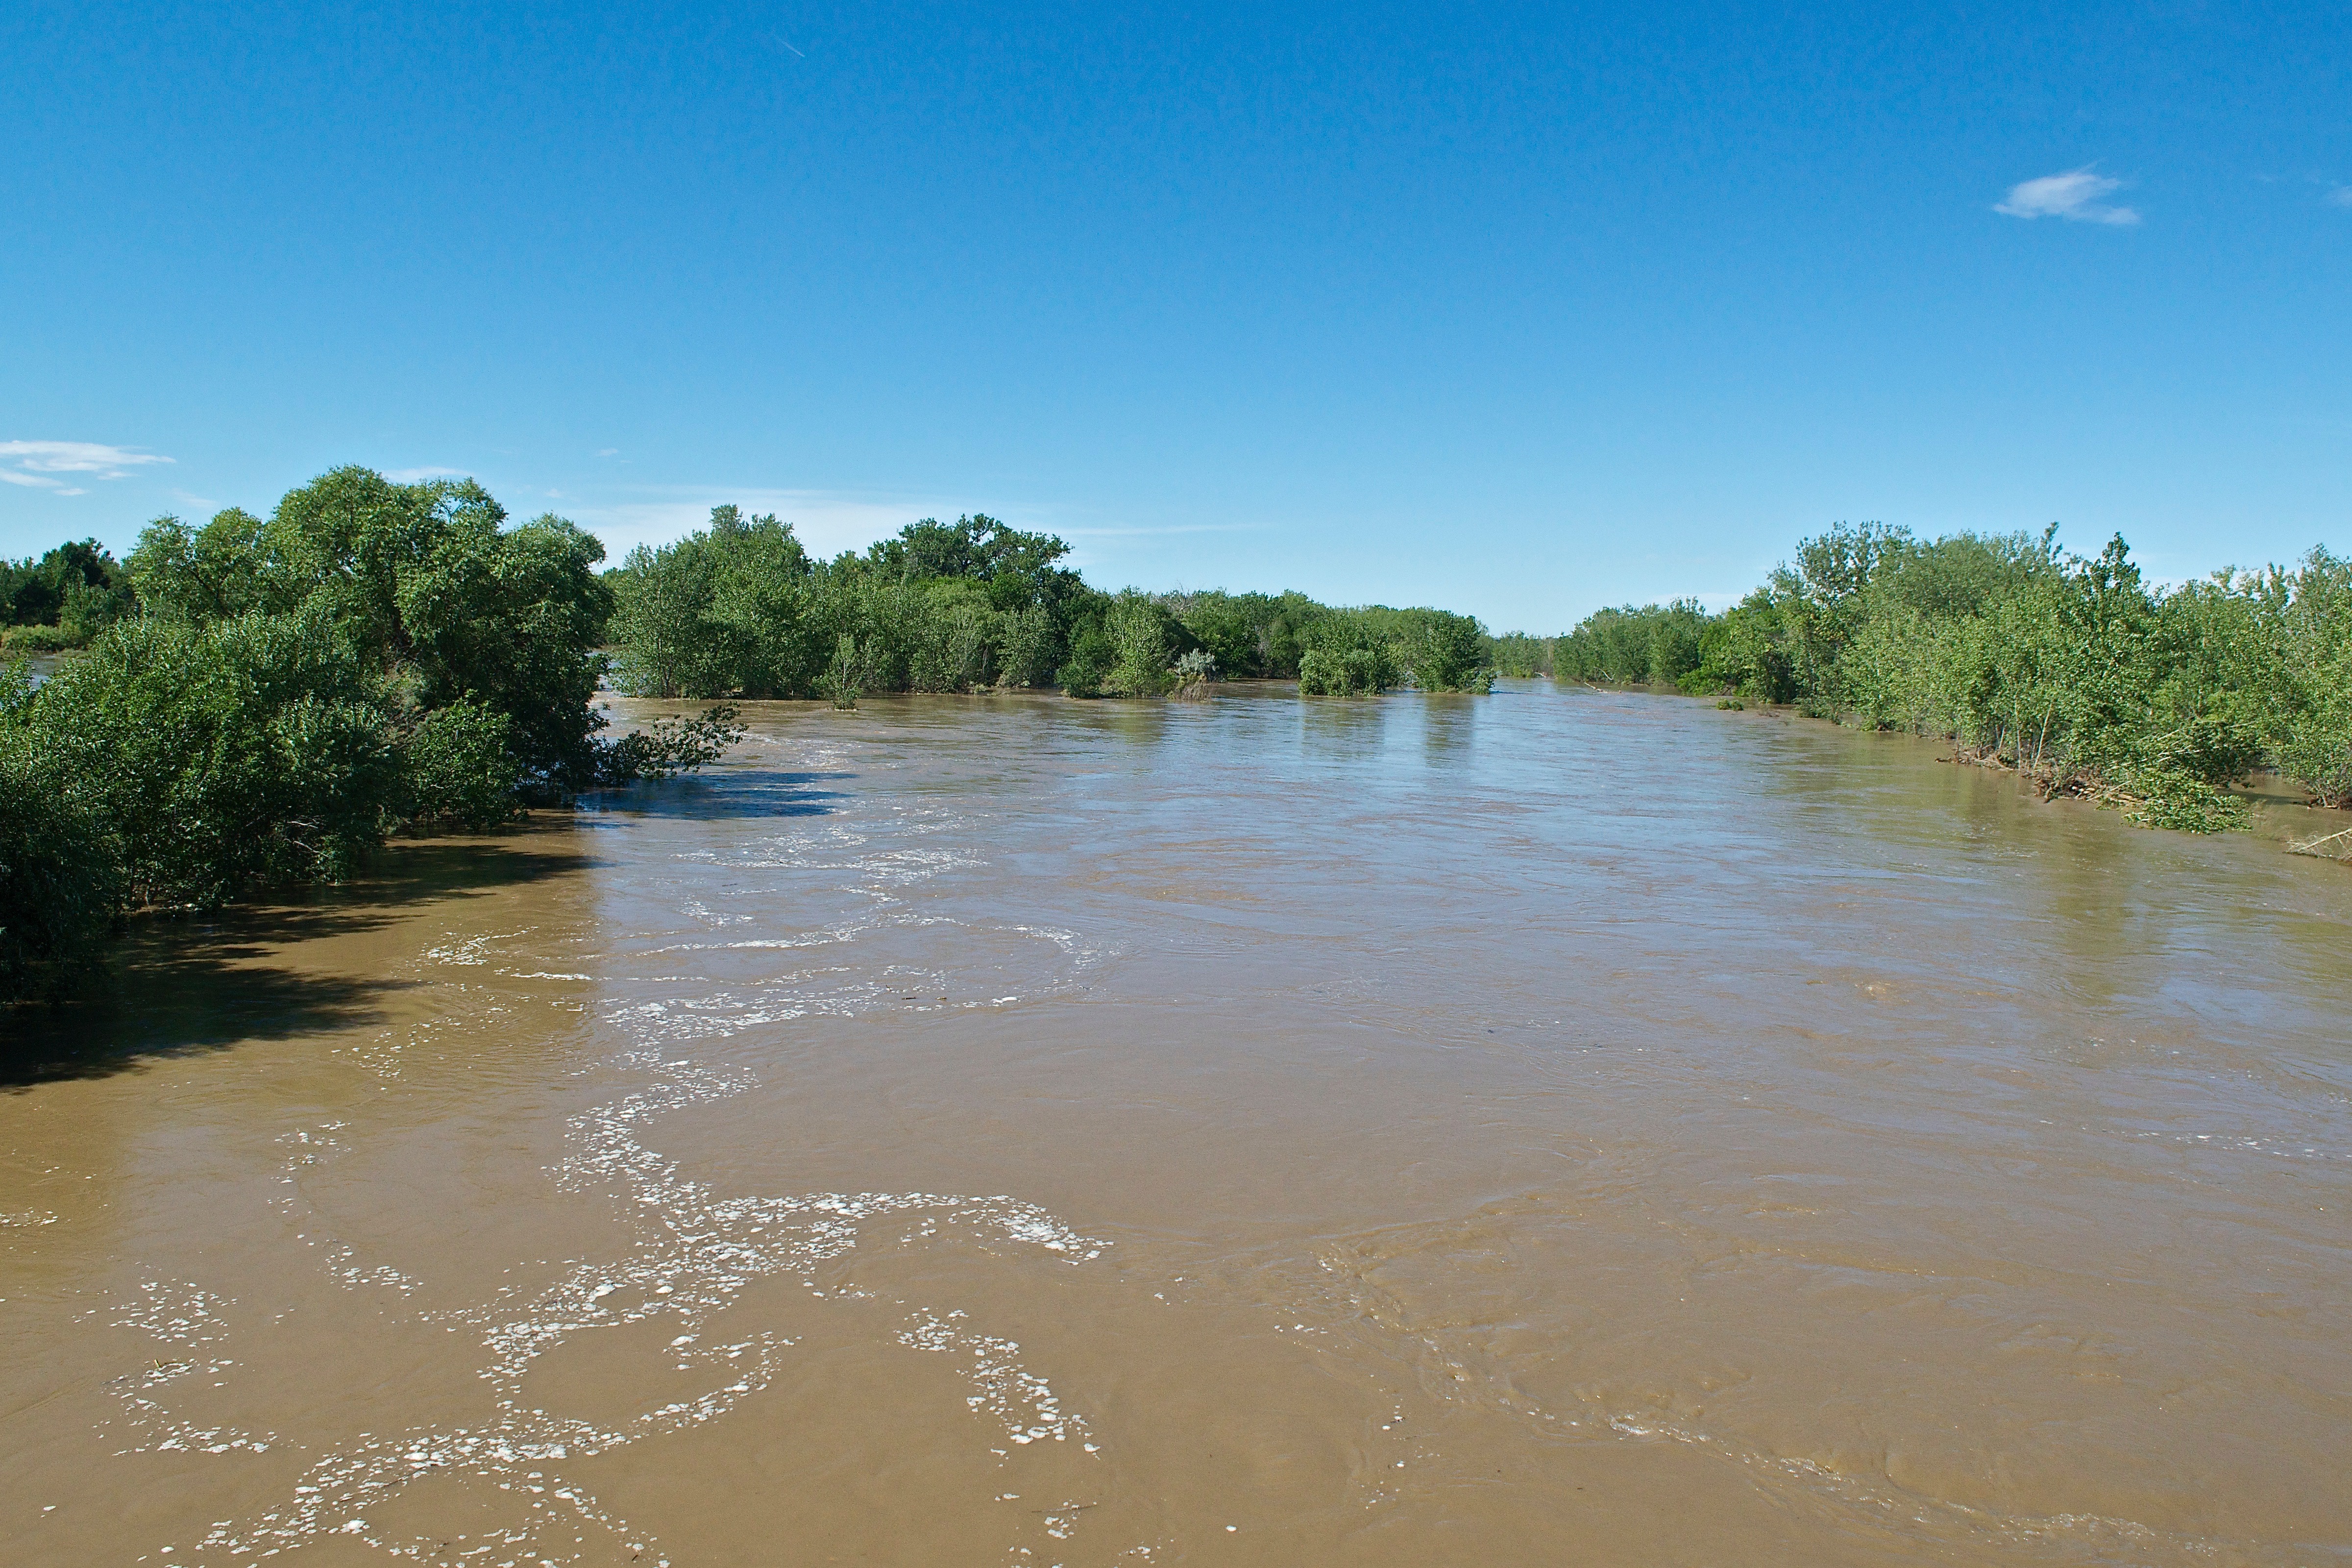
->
[20, 612, 399, 907]
[1057, 618, 1114, 698]
[1300, 646, 1392, 696]
[400, 700, 522, 831]
[0, 713, 120, 1001]
[1102, 593, 1187, 696]
[1488, 633, 1554, 678]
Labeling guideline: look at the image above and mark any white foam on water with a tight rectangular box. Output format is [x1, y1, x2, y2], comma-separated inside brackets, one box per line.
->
[115, 760, 1114, 1567]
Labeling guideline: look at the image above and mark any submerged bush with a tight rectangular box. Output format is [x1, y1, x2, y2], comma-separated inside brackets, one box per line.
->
[1488, 633, 1554, 678]
[16, 612, 399, 907]
[609, 509, 1100, 701]
[602, 512, 1496, 705]
[1554, 522, 2352, 834]
[399, 700, 523, 832]
[1057, 616, 1115, 698]
[0, 468, 741, 999]
[0, 704, 120, 1000]
[1299, 647, 1392, 696]
[599, 706, 748, 783]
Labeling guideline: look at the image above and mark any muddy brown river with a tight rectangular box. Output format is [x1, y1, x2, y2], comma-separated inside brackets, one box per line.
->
[5, 683, 2349, 1567]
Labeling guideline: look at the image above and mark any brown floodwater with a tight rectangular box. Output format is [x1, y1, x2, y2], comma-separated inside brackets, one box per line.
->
[5, 682, 2349, 1567]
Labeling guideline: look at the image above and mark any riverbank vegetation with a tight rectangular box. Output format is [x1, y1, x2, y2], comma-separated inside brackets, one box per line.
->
[3, 474, 1502, 1004]
[1, 468, 737, 1003]
[1544, 524, 2352, 831]
[604, 508, 1495, 700]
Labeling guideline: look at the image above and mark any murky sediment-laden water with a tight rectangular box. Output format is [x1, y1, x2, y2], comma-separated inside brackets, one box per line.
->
[5, 683, 2350, 1567]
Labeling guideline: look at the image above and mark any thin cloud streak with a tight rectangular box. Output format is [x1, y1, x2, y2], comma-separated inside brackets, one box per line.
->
[0, 439, 173, 496]
[0, 470, 86, 495]
[1995, 168, 2141, 225]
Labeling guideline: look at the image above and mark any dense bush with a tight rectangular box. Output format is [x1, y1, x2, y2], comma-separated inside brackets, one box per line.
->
[130, 467, 616, 792]
[1, 468, 740, 1002]
[610, 510, 1097, 699]
[1488, 633, 1555, 678]
[0, 696, 119, 1001]
[1297, 613, 1400, 695]
[1551, 523, 2352, 832]
[1158, 590, 1319, 679]
[19, 611, 400, 905]
[0, 539, 137, 648]
[608, 510, 1495, 701]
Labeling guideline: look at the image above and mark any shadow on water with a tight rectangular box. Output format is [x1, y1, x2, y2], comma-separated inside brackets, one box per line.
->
[581, 768, 851, 821]
[0, 821, 593, 1089]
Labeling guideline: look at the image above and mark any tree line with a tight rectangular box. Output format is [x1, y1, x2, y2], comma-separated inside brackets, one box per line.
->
[1531, 524, 2352, 833]
[2, 472, 1500, 1003]
[603, 507, 1494, 702]
[0, 538, 138, 651]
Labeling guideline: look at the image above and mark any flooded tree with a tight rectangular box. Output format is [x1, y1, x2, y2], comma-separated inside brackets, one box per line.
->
[1551, 525, 2352, 831]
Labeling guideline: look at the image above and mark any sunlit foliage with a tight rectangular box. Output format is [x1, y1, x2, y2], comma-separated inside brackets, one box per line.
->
[1555, 523, 2352, 831]
[607, 512, 1496, 700]
[1, 469, 739, 1000]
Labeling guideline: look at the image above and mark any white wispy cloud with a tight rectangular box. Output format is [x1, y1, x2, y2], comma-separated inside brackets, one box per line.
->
[1995, 168, 2141, 225]
[2327, 185, 2352, 209]
[383, 466, 467, 483]
[0, 469, 79, 494]
[0, 439, 173, 495]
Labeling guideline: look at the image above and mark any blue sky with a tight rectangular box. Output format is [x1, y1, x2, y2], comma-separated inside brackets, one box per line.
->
[3, 0, 2345, 629]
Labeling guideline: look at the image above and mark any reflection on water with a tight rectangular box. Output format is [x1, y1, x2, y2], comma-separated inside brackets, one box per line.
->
[4, 681, 2350, 1567]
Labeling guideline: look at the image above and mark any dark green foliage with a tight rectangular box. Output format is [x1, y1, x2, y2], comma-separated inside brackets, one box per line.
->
[0, 701, 120, 1000]
[1298, 612, 1400, 696]
[0, 539, 138, 648]
[1379, 609, 1494, 693]
[608, 510, 1096, 700]
[1564, 522, 2352, 833]
[2262, 549, 2352, 807]
[1160, 590, 1320, 679]
[130, 468, 618, 796]
[1555, 600, 1715, 687]
[16, 611, 400, 907]
[1298, 646, 1389, 696]
[607, 506, 817, 699]
[0, 469, 735, 999]
[121, 508, 271, 621]
[1102, 592, 1192, 697]
[399, 700, 523, 831]
[605, 509, 1498, 705]
[1489, 633, 1555, 678]
[599, 706, 749, 783]
[1057, 615, 1115, 698]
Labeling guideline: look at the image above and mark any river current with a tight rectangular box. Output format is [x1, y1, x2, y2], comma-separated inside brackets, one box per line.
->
[5, 682, 2349, 1566]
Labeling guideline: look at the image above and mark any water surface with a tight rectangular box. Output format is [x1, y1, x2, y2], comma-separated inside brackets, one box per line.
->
[6, 682, 2349, 1566]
